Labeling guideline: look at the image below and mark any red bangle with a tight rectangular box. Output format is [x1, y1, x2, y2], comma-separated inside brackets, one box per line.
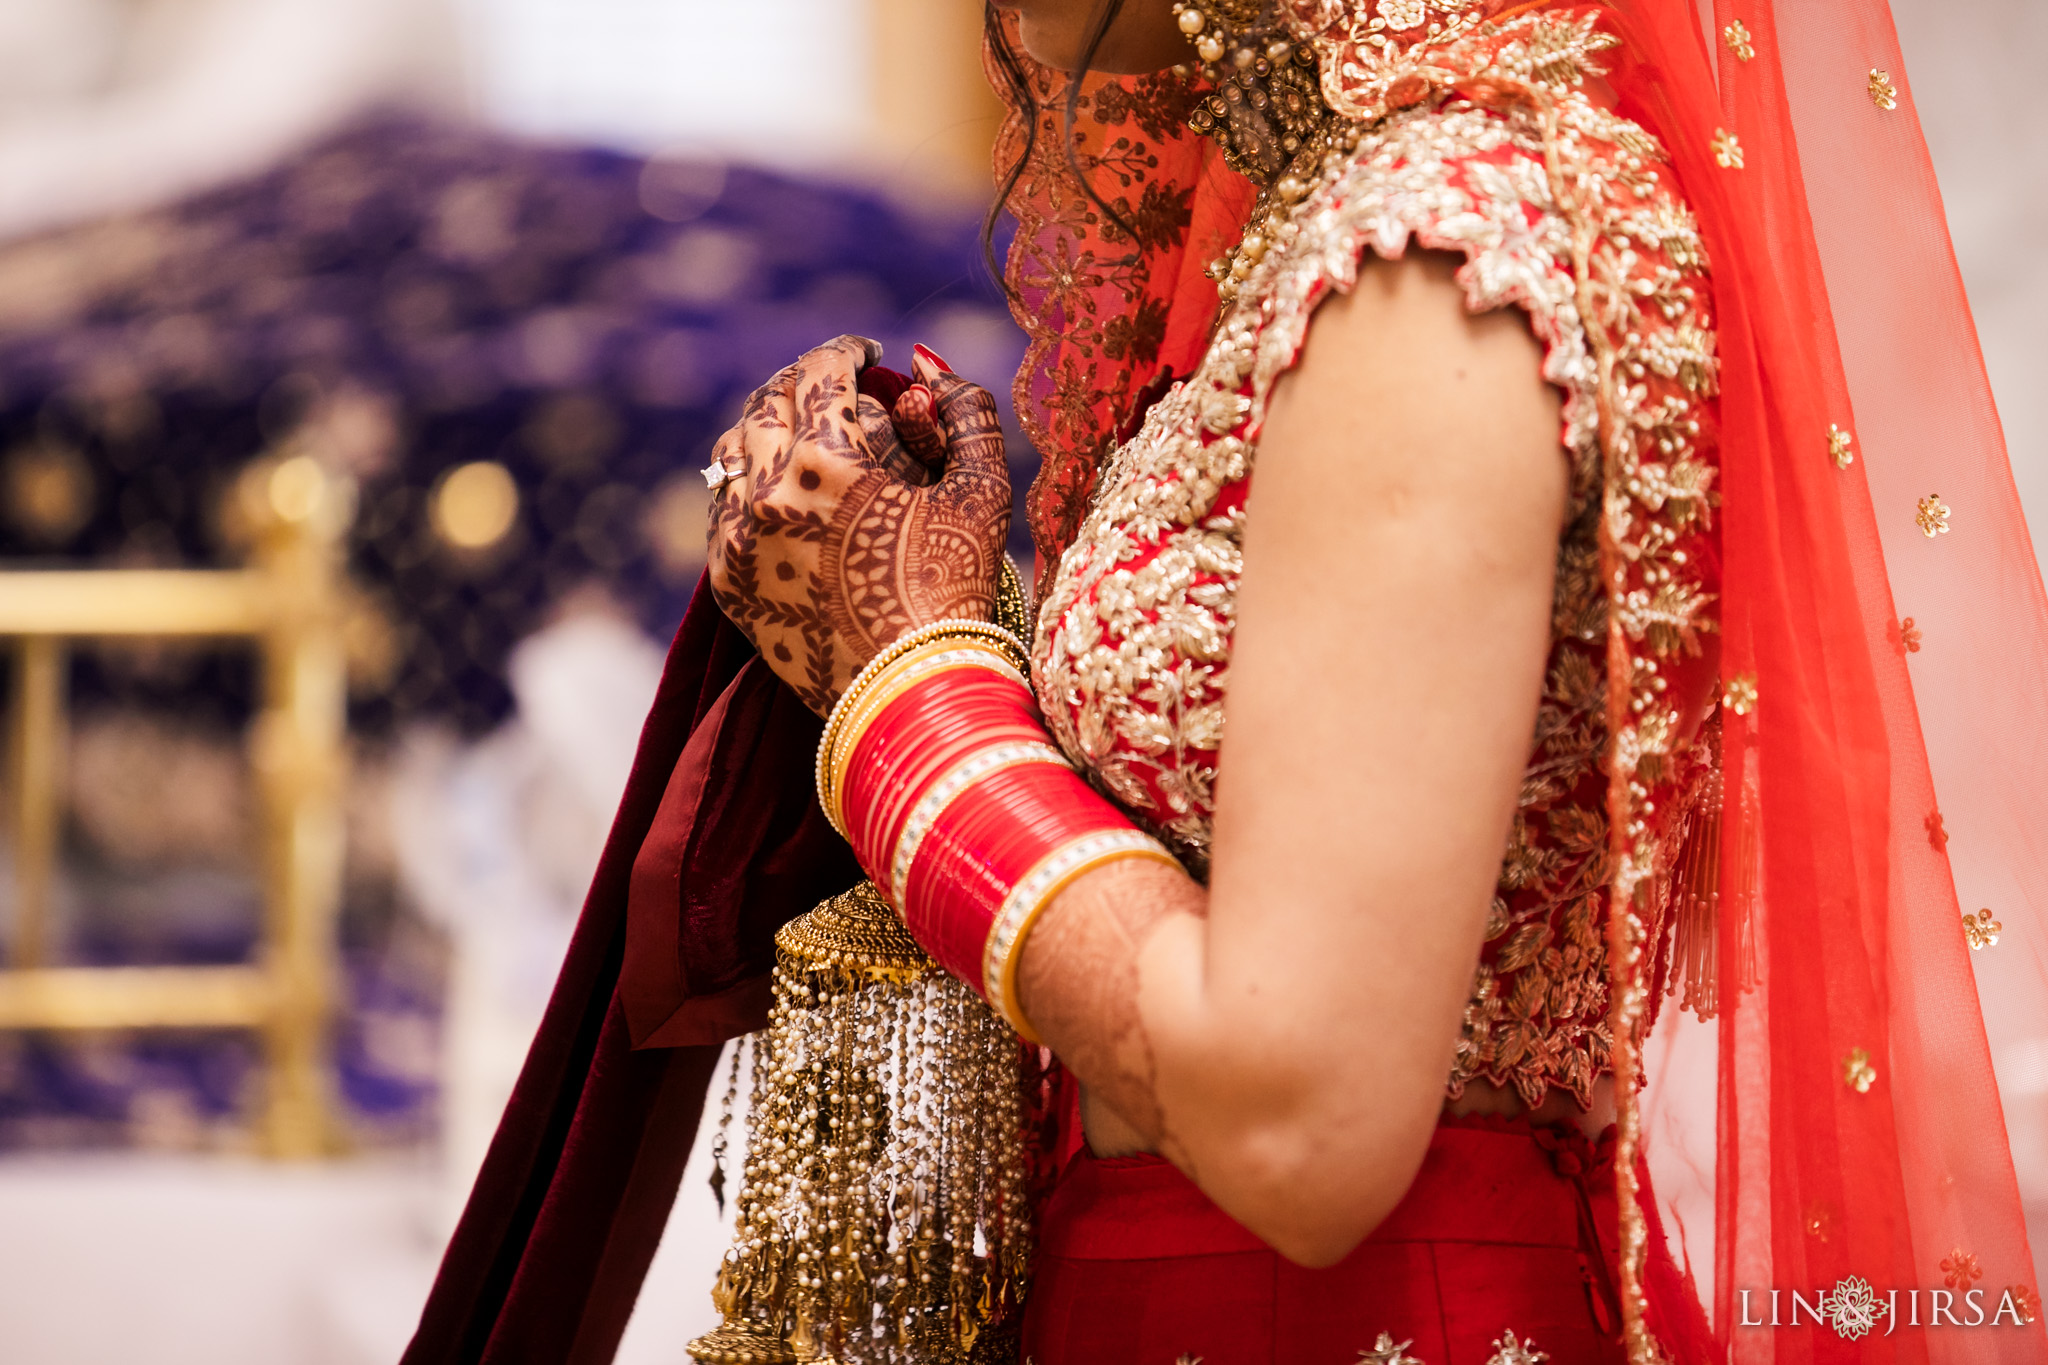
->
[851, 725, 1051, 900]
[827, 646, 1180, 1039]
[885, 740, 1072, 903]
[824, 641, 1029, 832]
[840, 680, 1046, 890]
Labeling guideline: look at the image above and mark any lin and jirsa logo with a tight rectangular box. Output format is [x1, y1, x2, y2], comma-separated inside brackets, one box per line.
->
[1740, 1277, 2036, 1339]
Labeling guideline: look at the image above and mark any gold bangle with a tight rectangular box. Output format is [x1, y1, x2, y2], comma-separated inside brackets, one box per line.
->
[994, 554, 1033, 642]
[814, 619, 1028, 834]
[981, 830, 1180, 1043]
[812, 560, 1035, 832]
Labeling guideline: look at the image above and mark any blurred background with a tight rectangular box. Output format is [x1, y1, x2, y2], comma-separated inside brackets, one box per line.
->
[0, 1, 2039, 1362]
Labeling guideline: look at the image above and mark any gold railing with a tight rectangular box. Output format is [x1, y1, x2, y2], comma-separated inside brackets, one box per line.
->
[0, 455, 353, 1157]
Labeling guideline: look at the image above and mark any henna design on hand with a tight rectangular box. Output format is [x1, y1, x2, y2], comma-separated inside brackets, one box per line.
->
[891, 385, 947, 478]
[704, 335, 1012, 714]
[818, 367, 1011, 664]
[859, 392, 935, 487]
[1015, 858, 1206, 1166]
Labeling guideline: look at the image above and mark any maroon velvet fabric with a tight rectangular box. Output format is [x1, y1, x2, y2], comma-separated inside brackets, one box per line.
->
[623, 638, 857, 1049]
[403, 580, 860, 1365]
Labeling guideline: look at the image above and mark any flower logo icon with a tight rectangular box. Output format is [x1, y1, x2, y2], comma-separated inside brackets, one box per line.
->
[1819, 1276, 1892, 1340]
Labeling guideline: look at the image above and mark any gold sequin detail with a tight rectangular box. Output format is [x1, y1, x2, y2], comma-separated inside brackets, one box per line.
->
[1487, 1332, 1549, 1365]
[1829, 424, 1855, 469]
[1869, 69, 1899, 111]
[1723, 20, 1755, 62]
[1899, 616, 1922, 653]
[1713, 129, 1745, 169]
[1916, 493, 1952, 537]
[1963, 908, 2002, 951]
[1359, 1336, 1423, 1365]
[1844, 1046, 1877, 1093]
[1722, 673, 1758, 716]
[2007, 1285, 2041, 1325]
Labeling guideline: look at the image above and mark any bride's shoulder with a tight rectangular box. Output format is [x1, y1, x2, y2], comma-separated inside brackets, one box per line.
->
[1196, 80, 1710, 492]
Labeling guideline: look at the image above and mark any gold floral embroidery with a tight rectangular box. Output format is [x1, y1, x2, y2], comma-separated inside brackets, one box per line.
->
[2007, 1285, 2042, 1325]
[1899, 616, 1923, 653]
[1487, 1332, 1549, 1365]
[1722, 673, 1757, 716]
[1359, 1334, 1423, 1365]
[1036, 13, 1718, 1135]
[1723, 20, 1755, 62]
[1378, 0, 1428, 34]
[1829, 424, 1855, 469]
[1712, 129, 1744, 169]
[1844, 1047, 1877, 1093]
[1869, 69, 1899, 111]
[1514, 33, 1722, 1362]
[1917, 493, 1951, 537]
[1962, 909, 2002, 951]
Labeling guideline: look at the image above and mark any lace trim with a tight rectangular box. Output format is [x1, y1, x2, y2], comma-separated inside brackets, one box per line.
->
[987, 17, 1230, 571]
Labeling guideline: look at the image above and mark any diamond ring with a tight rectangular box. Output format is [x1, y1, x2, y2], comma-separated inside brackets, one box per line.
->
[701, 459, 740, 492]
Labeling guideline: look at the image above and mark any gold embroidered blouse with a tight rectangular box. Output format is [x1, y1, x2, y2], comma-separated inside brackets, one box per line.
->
[1030, 49, 1721, 1110]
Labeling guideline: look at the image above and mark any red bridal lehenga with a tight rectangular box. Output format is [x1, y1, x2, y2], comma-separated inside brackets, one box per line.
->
[404, 2, 2048, 1363]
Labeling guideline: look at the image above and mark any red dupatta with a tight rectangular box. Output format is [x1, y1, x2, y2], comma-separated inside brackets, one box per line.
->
[1616, 3, 2048, 1360]
[993, 2, 2048, 1360]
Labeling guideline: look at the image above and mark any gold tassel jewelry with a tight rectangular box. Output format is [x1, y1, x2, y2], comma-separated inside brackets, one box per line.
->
[689, 564, 1038, 1365]
[686, 886, 1033, 1365]
[1666, 720, 1758, 1019]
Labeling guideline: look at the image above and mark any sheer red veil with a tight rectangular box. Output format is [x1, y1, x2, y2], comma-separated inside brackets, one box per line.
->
[993, 1, 2048, 1359]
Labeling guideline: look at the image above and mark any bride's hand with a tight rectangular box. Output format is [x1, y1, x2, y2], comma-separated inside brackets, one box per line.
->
[705, 335, 1012, 715]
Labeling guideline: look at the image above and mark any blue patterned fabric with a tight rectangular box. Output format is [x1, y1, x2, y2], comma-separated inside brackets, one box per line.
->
[0, 115, 1026, 732]
[0, 116, 1025, 1147]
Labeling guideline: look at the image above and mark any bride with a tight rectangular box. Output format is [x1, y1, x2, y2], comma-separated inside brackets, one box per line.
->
[409, 1, 2048, 1361]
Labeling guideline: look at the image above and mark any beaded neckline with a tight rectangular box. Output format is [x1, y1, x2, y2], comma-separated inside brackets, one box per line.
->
[1168, 0, 1350, 302]
[1166, 0, 1536, 301]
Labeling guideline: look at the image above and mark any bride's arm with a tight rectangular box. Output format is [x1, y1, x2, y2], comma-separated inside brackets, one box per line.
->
[1015, 249, 1567, 1268]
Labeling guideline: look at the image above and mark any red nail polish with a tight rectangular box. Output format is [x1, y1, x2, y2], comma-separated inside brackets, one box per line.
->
[912, 343, 953, 378]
